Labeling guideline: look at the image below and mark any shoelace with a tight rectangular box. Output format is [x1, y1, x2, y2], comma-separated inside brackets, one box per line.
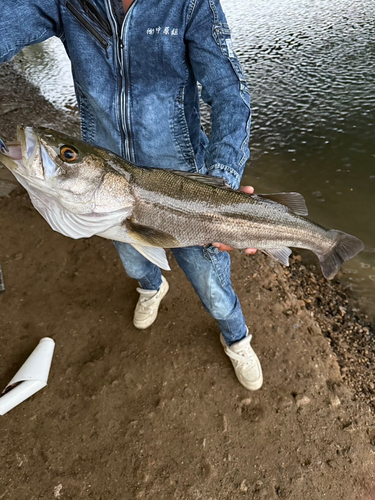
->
[224, 343, 256, 366]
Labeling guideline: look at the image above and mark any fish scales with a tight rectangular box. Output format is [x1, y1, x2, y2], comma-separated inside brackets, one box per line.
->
[127, 165, 330, 251]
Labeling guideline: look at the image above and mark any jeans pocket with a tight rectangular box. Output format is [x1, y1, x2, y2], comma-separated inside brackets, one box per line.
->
[203, 245, 231, 288]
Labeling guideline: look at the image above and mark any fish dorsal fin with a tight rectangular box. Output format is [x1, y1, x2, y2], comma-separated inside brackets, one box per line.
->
[171, 171, 231, 188]
[255, 193, 308, 216]
[262, 247, 292, 266]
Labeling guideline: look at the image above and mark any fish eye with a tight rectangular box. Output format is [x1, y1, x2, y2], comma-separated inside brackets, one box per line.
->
[60, 145, 79, 162]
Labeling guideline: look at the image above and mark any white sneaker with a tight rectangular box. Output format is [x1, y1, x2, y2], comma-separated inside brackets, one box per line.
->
[133, 276, 169, 329]
[221, 331, 263, 391]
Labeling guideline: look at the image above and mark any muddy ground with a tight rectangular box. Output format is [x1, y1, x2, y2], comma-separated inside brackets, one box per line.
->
[0, 62, 375, 500]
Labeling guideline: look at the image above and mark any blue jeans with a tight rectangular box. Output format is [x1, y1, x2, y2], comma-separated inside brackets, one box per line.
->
[113, 242, 247, 346]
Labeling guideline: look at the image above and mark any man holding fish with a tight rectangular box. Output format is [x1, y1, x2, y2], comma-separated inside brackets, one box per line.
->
[2, 0, 361, 392]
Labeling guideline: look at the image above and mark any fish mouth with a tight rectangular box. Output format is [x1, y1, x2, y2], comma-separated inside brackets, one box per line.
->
[0, 126, 40, 174]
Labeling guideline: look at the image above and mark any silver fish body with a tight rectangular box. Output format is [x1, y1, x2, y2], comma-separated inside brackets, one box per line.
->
[0, 126, 364, 279]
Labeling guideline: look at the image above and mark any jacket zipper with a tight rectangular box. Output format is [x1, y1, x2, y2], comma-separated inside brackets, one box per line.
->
[120, 4, 137, 163]
[66, 1, 110, 58]
[107, 0, 137, 162]
[77, 0, 112, 37]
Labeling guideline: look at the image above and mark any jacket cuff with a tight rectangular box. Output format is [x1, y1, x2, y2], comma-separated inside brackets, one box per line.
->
[207, 163, 241, 190]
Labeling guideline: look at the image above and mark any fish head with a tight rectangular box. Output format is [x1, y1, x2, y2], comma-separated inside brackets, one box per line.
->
[0, 126, 107, 213]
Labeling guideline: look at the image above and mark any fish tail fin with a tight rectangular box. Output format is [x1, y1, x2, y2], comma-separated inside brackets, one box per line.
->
[318, 230, 364, 280]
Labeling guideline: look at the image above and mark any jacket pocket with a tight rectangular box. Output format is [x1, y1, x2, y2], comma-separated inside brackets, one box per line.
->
[66, 1, 111, 56]
[77, 0, 112, 36]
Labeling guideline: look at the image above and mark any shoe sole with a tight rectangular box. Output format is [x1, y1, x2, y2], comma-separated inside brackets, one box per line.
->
[235, 370, 263, 391]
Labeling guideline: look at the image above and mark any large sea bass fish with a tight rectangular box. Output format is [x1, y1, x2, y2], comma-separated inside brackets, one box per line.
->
[0, 126, 364, 279]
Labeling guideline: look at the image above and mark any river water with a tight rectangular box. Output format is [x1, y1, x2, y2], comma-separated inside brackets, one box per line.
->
[13, 0, 375, 316]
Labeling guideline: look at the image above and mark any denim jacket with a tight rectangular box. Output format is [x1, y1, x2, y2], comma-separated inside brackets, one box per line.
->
[0, 0, 251, 189]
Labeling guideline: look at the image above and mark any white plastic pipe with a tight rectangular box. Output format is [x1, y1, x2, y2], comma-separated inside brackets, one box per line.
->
[0, 337, 55, 415]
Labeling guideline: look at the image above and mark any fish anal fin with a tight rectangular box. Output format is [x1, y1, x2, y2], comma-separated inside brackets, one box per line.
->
[256, 193, 308, 216]
[262, 247, 292, 266]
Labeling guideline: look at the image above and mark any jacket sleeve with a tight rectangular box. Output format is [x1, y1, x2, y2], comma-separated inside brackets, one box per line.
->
[185, 0, 251, 189]
[0, 0, 62, 63]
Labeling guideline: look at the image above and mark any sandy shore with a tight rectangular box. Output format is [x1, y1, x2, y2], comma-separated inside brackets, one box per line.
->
[0, 62, 374, 500]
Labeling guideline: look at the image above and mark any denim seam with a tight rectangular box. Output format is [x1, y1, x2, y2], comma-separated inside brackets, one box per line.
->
[209, 163, 240, 185]
[208, 0, 219, 24]
[75, 84, 96, 142]
[220, 298, 247, 343]
[207, 253, 215, 313]
[238, 107, 251, 167]
[172, 84, 198, 171]
[204, 246, 229, 288]
[187, 0, 198, 24]
[209, 15, 251, 169]
[213, 14, 250, 157]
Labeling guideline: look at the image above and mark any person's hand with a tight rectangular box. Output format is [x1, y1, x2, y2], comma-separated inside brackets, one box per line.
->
[212, 185, 257, 255]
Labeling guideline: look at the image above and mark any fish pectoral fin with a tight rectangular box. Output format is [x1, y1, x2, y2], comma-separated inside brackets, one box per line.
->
[171, 171, 231, 189]
[125, 221, 180, 247]
[131, 244, 171, 271]
[255, 193, 308, 216]
[101, 221, 172, 270]
[262, 247, 292, 266]
[124, 221, 175, 269]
